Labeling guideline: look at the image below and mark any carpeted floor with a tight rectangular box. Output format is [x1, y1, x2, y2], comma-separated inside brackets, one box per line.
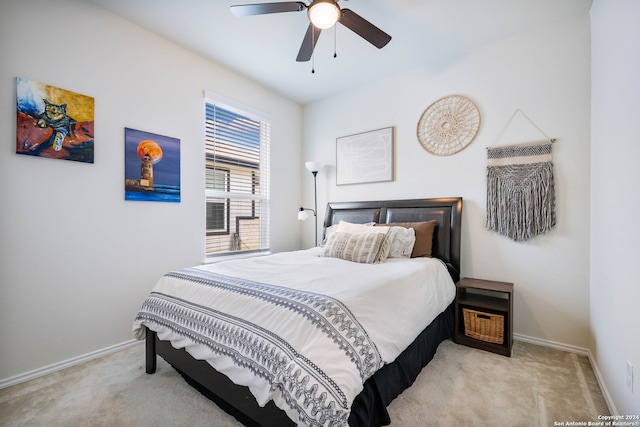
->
[0, 339, 609, 427]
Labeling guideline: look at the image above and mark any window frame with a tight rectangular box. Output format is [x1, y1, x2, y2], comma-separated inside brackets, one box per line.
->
[206, 167, 230, 235]
[204, 91, 271, 260]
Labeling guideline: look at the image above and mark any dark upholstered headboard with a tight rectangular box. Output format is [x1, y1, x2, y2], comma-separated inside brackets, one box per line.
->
[323, 197, 463, 281]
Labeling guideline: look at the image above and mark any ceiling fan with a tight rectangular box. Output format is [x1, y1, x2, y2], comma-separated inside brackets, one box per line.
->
[230, 0, 392, 62]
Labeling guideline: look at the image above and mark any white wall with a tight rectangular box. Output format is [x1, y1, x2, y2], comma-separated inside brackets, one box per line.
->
[2, 0, 637, 416]
[590, 0, 640, 416]
[0, 0, 302, 381]
[302, 15, 592, 348]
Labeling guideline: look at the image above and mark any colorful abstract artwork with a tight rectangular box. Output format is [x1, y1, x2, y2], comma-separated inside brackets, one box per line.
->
[124, 128, 180, 203]
[16, 77, 94, 163]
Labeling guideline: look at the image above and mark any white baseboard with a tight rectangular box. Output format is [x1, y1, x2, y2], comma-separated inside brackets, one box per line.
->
[0, 339, 141, 390]
[514, 333, 590, 356]
[586, 350, 619, 416]
[514, 333, 618, 415]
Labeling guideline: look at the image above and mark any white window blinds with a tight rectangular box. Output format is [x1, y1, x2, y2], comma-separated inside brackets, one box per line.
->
[205, 98, 270, 257]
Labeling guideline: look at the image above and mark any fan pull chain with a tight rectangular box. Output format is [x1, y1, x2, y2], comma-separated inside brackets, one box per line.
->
[334, 24, 337, 58]
[311, 25, 316, 73]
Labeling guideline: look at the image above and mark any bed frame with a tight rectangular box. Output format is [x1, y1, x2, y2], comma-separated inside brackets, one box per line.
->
[145, 197, 463, 427]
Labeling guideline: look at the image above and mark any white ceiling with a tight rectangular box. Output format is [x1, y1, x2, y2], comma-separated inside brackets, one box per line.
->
[84, 0, 592, 105]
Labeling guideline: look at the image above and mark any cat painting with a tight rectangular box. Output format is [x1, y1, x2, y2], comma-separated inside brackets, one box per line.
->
[16, 77, 94, 163]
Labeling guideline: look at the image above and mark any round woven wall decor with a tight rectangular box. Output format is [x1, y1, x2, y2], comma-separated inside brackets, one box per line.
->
[417, 95, 480, 155]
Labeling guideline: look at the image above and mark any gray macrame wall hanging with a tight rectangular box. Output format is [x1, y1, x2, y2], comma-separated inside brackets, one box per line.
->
[486, 110, 557, 241]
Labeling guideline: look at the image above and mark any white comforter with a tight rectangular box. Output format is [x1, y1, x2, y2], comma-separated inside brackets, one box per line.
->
[133, 248, 454, 426]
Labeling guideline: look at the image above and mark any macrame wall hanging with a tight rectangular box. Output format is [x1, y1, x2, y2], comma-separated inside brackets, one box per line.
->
[486, 110, 556, 242]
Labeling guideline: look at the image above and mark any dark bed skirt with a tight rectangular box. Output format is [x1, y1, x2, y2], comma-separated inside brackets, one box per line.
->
[349, 304, 454, 426]
[148, 304, 454, 427]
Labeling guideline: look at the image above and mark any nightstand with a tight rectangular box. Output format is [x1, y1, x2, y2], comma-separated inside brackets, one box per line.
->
[454, 277, 513, 357]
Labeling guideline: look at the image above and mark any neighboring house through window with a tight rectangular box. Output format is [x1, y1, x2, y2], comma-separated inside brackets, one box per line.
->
[205, 93, 270, 258]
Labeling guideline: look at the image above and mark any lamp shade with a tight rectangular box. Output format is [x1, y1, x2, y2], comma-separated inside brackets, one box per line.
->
[298, 209, 311, 221]
[305, 161, 322, 173]
[307, 0, 340, 29]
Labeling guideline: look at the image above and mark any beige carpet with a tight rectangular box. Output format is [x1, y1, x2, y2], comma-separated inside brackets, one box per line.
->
[0, 340, 609, 426]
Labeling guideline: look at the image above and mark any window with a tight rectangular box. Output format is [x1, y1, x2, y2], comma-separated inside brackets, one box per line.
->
[205, 95, 270, 258]
[206, 168, 229, 234]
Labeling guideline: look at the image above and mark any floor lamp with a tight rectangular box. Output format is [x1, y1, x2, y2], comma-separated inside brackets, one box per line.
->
[298, 161, 322, 246]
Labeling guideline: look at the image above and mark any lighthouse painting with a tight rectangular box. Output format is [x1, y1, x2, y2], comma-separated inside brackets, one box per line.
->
[124, 128, 180, 202]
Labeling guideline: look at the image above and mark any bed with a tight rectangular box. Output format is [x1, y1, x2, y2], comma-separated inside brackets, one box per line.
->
[134, 197, 462, 426]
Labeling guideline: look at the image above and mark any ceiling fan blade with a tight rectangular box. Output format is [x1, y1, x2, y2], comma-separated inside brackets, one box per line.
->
[296, 24, 322, 62]
[339, 8, 392, 49]
[230, 2, 306, 17]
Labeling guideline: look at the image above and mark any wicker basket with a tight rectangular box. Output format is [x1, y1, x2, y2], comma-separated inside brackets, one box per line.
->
[463, 308, 504, 344]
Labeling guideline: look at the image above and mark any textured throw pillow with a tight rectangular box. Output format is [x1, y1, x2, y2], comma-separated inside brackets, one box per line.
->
[322, 230, 391, 264]
[385, 226, 416, 258]
[380, 220, 437, 258]
[320, 224, 339, 246]
[321, 221, 378, 247]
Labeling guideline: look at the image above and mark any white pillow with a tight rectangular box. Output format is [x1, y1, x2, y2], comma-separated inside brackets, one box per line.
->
[335, 221, 378, 234]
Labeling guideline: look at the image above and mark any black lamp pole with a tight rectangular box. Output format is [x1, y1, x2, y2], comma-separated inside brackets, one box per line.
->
[312, 170, 318, 246]
[299, 162, 321, 247]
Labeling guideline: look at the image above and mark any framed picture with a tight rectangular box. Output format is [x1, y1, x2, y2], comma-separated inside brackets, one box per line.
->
[336, 126, 394, 185]
[16, 77, 94, 163]
[124, 128, 180, 203]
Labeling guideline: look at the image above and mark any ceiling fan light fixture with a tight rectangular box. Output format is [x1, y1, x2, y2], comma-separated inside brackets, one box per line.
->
[308, 0, 340, 29]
